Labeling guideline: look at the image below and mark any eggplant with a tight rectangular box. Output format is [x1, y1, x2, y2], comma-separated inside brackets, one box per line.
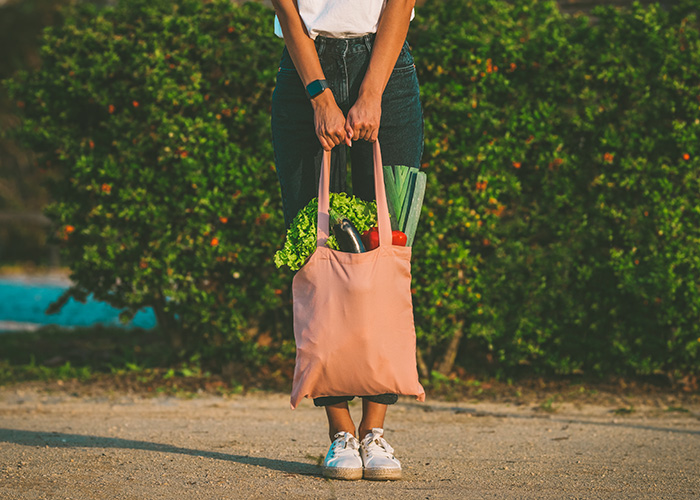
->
[331, 217, 366, 253]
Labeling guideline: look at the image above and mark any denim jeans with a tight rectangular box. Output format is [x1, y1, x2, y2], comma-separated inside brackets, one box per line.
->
[313, 393, 399, 407]
[271, 33, 424, 407]
[271, 33, 425, 228]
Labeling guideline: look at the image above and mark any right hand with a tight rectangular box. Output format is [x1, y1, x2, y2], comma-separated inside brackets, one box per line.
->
[310, 89, 352, 151]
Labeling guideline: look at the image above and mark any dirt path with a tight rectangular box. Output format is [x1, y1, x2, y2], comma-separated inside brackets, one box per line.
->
[1, 386, 699, 499]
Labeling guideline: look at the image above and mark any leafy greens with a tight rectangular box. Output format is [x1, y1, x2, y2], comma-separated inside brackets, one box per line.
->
[274, 193, 377, 271]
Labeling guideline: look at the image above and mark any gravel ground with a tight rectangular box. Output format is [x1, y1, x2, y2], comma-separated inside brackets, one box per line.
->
[0, 387, 699, 499]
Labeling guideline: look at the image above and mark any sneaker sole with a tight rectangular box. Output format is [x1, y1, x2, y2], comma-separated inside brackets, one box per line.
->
[363, 468, 402, 481]
[322, 466, 363, 481]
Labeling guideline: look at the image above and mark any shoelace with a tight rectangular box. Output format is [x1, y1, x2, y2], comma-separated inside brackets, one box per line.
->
[331, 431, 360, 457]
[361, 428, 394, 458]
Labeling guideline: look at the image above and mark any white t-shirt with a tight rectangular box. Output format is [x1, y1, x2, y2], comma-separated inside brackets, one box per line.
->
[274, 0, 415, 40]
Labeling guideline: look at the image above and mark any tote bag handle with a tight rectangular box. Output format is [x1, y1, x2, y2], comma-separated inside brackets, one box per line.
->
[316, 140, 392, 248]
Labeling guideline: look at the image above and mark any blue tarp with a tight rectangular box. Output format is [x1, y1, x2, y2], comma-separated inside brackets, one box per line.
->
[0, 277, 157, 331]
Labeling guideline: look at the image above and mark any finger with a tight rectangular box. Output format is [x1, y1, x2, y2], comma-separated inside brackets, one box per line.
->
[316, 128, 329, 151]
[321, 124, 343, 149]
[350, 121, 363, 141]
[333, 128, 347, 148]
[346, 121, 359, 145]
[319, 129, 335, 151]
[324, 135, 338, 150]
[346, 115, 360, 140]
[344, 121, 354, 146]
[345, 114, 354, 133]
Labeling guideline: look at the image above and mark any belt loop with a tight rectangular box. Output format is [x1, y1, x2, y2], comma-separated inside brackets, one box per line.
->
[316, 36, 326, 58]
[363, 33, 373, 53]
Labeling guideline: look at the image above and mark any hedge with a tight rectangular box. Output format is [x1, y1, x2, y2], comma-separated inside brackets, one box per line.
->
[410, 0, 700, 378]
[3, 0, 699, 379]
[2, 0, 293, 373]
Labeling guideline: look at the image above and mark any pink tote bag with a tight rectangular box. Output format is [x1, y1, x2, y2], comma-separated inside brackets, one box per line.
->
[290, 140, 426, 409]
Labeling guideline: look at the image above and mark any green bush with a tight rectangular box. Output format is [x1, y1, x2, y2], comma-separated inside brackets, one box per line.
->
[0, 0, 79, 265]
[411, 0, 700, 377]
[3, 0, 699, 379]
[488, 0, 700, 376]
[488, 0, 700, 377]
[409, 0, 581, 375]
[2, 0, 292, 368]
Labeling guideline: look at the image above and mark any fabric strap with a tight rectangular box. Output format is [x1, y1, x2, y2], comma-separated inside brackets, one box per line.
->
[316, 140, 392, 248]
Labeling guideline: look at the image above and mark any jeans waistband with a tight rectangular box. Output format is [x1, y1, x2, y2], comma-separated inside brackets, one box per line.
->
[314, 33, 376, 55]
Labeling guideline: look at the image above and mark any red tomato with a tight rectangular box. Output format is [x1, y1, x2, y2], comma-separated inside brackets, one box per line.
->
[393, 230, 408, 246]
[361, 227, 407, 250]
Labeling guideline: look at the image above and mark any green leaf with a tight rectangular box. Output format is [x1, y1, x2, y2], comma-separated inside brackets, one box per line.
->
[382, 166, 400, 230]
[404, 171, 427, 246]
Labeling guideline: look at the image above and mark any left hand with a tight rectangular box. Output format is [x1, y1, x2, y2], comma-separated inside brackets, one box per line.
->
[345, 95, 382, 143]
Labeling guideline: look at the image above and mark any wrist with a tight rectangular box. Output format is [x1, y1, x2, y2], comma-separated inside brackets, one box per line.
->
[310, 88, 335, 108]
[358, 85, 383, 103]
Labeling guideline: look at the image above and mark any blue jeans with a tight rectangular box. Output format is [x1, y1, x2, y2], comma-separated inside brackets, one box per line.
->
[271, 34, 424, 407]
[271, 33, 425, 227]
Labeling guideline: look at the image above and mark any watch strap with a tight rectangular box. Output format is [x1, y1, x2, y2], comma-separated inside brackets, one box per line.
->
[305, 79, 329, 99]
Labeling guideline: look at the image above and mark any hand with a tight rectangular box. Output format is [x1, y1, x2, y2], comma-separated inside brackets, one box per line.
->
[311, 90, 352, 151]
[345, 95, 382, 143]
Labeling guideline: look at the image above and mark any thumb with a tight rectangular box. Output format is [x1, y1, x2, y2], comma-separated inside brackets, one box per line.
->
[345, 120, 354, 147]
[345, 119, 354, 139]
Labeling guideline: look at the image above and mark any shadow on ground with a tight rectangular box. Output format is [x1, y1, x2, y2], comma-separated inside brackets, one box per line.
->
[0, 428, 321, 477]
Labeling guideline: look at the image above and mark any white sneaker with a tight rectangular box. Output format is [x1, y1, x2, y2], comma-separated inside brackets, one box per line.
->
[322, 431, 363, 480]
[360, 428, 402, 480]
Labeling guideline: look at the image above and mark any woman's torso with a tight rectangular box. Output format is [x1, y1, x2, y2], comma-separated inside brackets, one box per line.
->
[274, 0, 415, 40]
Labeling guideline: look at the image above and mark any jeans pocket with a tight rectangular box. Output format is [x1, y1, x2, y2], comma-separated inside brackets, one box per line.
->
[391, 41, 416, 74]
[278, 47, 298, 74]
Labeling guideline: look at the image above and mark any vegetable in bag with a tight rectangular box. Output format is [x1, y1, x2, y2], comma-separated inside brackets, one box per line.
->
[274, 193, 377, 271]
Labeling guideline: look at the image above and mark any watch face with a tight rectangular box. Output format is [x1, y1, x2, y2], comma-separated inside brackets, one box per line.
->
[307, 79, 328, 99]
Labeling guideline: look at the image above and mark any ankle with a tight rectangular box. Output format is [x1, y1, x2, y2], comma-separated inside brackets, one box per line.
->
[357, 426, 379, 441]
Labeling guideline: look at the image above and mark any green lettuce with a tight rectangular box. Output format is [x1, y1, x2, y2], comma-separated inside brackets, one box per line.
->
[274, 193, 378, 271]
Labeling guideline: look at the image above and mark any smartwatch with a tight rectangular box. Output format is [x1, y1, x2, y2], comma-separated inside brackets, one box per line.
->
[305, 79, 329, 100]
